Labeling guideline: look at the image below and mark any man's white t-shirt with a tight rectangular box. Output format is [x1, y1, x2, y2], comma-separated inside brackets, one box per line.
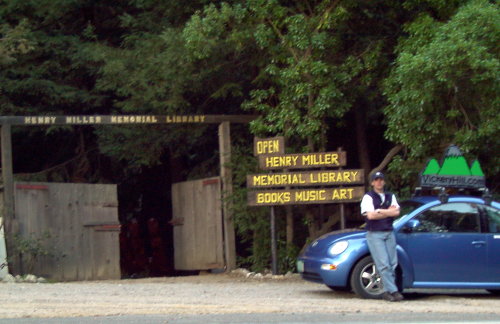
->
[360, 192, 400, 215]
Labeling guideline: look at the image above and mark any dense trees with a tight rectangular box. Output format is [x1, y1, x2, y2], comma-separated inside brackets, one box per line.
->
[384, 0, 499, 192]
[1, 0, 498, 272]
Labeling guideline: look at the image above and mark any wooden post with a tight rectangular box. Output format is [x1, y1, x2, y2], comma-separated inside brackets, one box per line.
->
[1, 124, 14, 225]
[218, 122, 236, 271]
[338, 147, 345, 229]
[1, 124, 14, 273]
[340, 203, 345, 229]
[285, 205, 293, 246]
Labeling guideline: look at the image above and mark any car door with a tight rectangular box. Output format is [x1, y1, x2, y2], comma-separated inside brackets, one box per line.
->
[405, 202, 487, 284]
[481, 205, 500, 282]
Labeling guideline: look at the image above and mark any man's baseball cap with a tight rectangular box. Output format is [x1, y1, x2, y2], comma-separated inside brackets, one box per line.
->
[371, 171, 384, 181]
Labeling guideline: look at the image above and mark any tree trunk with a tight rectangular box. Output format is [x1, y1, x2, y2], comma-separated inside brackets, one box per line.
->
[354, 104, 371, 180]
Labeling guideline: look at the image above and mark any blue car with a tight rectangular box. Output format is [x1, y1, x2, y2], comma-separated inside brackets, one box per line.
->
[297, 194, 500, 298]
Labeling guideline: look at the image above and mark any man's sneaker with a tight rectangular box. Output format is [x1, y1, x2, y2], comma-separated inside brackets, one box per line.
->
[382, 292, 396, 302]
[392, 292, 404, 301]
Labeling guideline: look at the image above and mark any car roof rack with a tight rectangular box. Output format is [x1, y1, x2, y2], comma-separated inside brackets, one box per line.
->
[412, 186, 492, 205]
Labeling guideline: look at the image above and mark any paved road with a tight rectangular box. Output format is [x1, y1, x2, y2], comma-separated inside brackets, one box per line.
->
[1, 274, 499, 323]
[1, 312, 500, 324]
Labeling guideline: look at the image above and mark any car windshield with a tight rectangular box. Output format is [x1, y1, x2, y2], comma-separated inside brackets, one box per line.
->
[399, 200, 424, 217]
[393, 200, 425, 225]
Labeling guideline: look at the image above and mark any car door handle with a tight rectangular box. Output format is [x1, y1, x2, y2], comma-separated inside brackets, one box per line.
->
[471, 241, 486, 246]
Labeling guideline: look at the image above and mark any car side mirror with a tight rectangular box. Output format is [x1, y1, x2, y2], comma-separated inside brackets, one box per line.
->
[403, 219, 420, 233]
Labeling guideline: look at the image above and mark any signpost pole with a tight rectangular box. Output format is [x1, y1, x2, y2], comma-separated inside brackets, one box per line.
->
[338, 147, 345, 229]
[270, 206, 278, 275]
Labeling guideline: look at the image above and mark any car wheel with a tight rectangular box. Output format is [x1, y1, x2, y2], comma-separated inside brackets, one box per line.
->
[350, 256, 384, 299]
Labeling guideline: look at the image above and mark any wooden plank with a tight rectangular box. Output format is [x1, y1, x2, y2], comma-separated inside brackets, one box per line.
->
[172, 182, 181, 268]
[45, 183, 64, 280]
[200, 178, 224, 268]
[16, 184, 49, 190]
[195, 180, 209, 266]
[247, 186, 365, 206]
[0, 114, 257, 125]
[0, 216, 8, 279]
[14, 182, 51, 275]
[90, 230, 120, 279]
[59, 183, 81, 280]
[173, 180, 192, 269]
[212, 180, 224, 268]
[258, 151, 347, 170]
[82, 183, 120, 280]
[247, 169, 364, 188]
[219, 122, 236, 270]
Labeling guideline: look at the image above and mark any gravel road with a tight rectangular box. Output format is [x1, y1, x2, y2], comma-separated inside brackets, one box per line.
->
[1, 271, 499, 320]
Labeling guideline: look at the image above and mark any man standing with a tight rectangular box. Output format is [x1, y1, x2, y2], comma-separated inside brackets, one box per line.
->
[360, 171, 403, 302]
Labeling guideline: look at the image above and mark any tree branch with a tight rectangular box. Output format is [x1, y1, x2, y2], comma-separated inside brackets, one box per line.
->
[369, 144, 404, 178]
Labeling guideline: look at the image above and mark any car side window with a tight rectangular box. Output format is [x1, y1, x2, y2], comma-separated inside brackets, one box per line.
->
[482, 206, 500, 233]
[412, 203, 480, 233]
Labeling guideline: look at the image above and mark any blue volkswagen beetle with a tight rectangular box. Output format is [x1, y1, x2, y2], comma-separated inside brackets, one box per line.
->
[297, 194, 500, 298]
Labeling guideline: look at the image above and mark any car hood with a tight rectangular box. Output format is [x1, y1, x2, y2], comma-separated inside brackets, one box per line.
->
[304, 228, 366, 254]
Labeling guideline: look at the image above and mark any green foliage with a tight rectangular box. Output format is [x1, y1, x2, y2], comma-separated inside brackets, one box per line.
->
[226, 142, 271, 271]
[278, 242, 300, 274]
[2, 0, 498, 273]
[384, 0, 500, 190]
[0, 20, 33, 65]
[183, 1, 356, 148]
[10, 231, 60, 274]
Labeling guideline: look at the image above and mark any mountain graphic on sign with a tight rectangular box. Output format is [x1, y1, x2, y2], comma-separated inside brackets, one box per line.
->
[420, 145, 486, 189]
[422, 158, 440, 175]
[470, 159, 485, 176]
[439, 145, 471, 176]
[421, 145, 483, 176]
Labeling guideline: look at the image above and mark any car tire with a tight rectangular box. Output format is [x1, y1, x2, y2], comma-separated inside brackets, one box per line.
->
[350, 256, 385, 299]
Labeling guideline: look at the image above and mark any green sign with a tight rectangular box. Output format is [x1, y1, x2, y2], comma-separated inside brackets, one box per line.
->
[420, 145, 485, 189]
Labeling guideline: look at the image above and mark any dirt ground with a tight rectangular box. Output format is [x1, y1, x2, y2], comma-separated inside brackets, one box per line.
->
[1, 271, 499, 319]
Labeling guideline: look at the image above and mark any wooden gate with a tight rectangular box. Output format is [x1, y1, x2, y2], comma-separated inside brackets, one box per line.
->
[13, 182, 120, 281]
[171, 177, 224, 270]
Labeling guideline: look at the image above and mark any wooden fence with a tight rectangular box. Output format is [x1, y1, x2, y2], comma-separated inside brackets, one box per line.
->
[12, 182, 120, 281]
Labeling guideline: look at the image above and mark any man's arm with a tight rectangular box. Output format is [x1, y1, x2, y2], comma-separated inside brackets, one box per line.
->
[366, 205, 400, 220]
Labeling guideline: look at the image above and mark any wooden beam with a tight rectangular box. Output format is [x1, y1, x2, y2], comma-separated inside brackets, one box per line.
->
[218, 122, 236, 271]
[0, 115, 257, 125]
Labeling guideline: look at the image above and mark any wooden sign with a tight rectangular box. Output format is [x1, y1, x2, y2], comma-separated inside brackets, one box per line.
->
[419, 145, 486, 189]
[420, 174, 485, 189]
[247, 169, 364, 188]
[258, 151, 346, 170]
[247, 187, 365, 206]
[253, 136, 285, 156]
[0, 114, 257, 125]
